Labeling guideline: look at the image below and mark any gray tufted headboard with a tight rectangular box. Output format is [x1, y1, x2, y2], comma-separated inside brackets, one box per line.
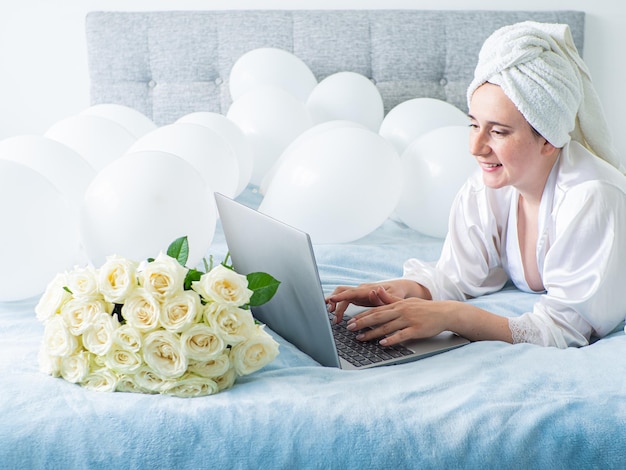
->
[85, 10, 584, 126]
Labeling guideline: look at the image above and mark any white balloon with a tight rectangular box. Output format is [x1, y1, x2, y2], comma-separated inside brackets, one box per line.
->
[45, 114, 137, 171]
[229, 47, 317, 103]
[0, 160, 81, 301]
[227, 85, 312, 186]
[80, 151, 217, 269]
[0, 135, 96, 211]
[0, 135, 96, 266]
[395, 126, 478, 238]
[260, 127, 401, 244]
[379, 98, 469, 155]
[306, 71, 384, 132]
[260, 120, 368, 194]
[80, 103, 157, 139]
[125, 122, 239, 197]
[176, 112, 253, 196]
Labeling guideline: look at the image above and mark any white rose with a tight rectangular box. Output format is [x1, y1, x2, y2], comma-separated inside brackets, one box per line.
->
[121, 288, 160, 332]
[114, 324, 142, 352]
[162, 373, 220, 398]
[81, 368, 118, 392]
[116, 374, 146, 394]
[188, 353, 231, 379]
[90, 351, 106, 370]
[139, 252, 187, 302]
[98, 255, 139, 303]
[105, 346, 142, 374]
[60, 351, 91, 383]
[82, 311, 119, 356]
[181, 323, 225, 361]
[133, 366, 168, 393]
[35, 272, 71, 323]
[61, 297, 108, 336]
[215, 367, 237, 392]
[160, 290, 201, 332]
[38, 348, 62, 377]
[66, 265, 100, 299]
[142, 330, 187, 380]
[192, 264, 252, 306]
[230, 326, 279, 376]
[204, 302, 256, 345]
[42, 315, 78, 358]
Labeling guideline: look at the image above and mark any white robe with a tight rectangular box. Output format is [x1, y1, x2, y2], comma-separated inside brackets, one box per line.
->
[402, 141, 626, 348]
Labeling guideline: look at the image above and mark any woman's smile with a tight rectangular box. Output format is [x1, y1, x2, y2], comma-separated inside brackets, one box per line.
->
[479, 161, 503, 172]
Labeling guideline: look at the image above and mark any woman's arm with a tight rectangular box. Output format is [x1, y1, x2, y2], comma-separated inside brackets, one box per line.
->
[343, 286, 513, 346]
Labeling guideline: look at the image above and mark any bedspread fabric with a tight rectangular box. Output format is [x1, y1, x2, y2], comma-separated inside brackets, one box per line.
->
[1, 189, 626, 470]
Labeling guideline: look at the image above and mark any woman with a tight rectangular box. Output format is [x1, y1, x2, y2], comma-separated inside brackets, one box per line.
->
[326, 21, 626, 348]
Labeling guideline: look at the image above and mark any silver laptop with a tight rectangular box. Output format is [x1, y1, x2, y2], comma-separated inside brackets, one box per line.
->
[215, 193, 469, 370]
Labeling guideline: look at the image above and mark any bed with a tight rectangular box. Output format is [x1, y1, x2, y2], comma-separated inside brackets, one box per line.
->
[3, 9, 625, 469]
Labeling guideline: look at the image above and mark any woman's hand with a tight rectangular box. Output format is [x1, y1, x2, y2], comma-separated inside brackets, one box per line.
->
[345, 295, 455, 346]
[326, 280, 429, 324]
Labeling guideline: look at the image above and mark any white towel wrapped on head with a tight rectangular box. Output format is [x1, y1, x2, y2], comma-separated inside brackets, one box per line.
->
[467, 21, 619, 169]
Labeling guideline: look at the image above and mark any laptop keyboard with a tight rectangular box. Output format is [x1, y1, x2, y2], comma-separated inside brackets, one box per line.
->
[330, 316, 414, 367]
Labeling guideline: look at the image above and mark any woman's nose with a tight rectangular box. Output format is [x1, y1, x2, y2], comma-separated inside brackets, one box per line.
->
[469, 130, 489, 156]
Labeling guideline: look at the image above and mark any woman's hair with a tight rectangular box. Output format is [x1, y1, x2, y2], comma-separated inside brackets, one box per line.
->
[529, 124, 542, 140]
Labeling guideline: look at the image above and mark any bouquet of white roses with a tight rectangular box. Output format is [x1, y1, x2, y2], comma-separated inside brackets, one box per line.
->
[35, 236, 280, 398]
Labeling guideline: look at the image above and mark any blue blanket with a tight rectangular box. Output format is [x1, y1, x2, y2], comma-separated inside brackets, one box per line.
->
[1, 189, 625, 469]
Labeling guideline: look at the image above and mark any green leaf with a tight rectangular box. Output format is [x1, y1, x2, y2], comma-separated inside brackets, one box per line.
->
[184, 268, 203, 291]
[246, 272, 280, 307]
[167, 236, 189, 267]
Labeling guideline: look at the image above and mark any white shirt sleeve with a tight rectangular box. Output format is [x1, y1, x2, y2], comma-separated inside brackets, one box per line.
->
[402, 171, 510, 301]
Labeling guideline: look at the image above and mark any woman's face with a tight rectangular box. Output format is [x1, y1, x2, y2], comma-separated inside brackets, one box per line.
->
[468, 83, 557, 197]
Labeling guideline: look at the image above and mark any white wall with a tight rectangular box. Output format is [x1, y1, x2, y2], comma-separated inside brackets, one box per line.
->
[1, 0, 625, 161]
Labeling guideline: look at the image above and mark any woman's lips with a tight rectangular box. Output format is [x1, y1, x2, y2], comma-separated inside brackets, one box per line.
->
[480, 162, 503, 172]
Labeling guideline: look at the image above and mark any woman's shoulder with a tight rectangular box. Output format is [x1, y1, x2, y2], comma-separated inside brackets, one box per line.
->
[558, 141, 626, 192]
[554, 142, 626, 216]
